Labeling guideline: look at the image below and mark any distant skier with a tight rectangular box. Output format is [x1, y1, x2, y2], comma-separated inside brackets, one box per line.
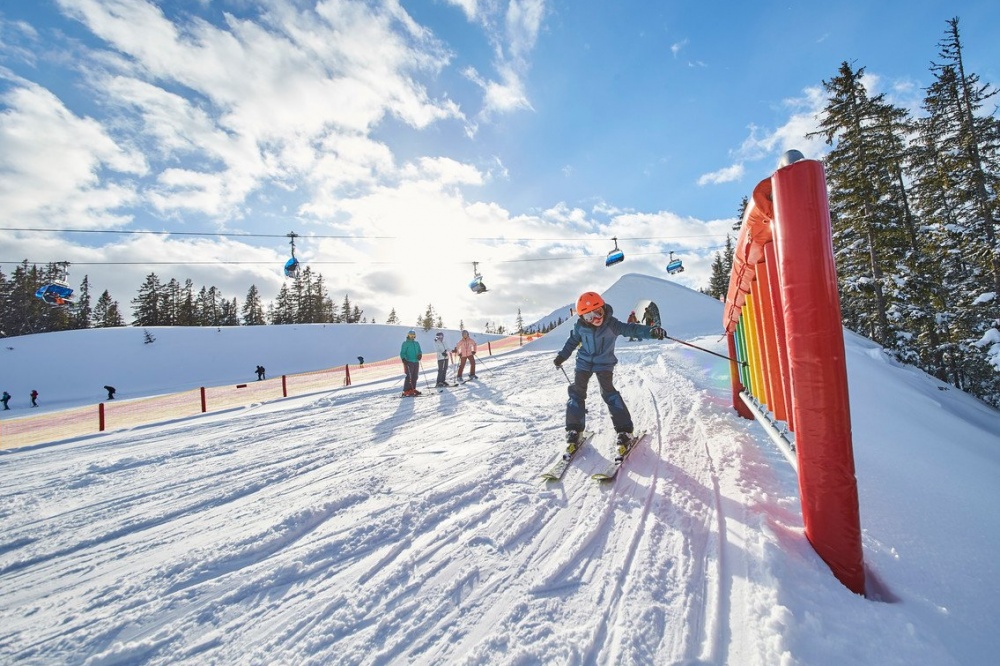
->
[626, 310, 638, 341]
[30, 389, 38, 407]
[553, 292, 665, 458]
[433, 332, 451, 387]
[400, 330, 423, 397]
[1, 391, 10, 410]
[454, 330, 478, 381]
[255, 365, 266, 380]
[104, 385, 116, 400]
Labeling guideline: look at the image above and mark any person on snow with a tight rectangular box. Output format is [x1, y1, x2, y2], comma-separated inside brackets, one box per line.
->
[643, 304, 657, 327]
[1, 391, 10, 410]
[626, 310, 639, 341]
[434, 332, 451, 387]
[400, 330, 423, 396]
[554, 291, 665, 457]
[255, 365, 266, 381]
[453, 330, 478, 381]
[30, 389, 38, 407]
[104, 385, 116, 400]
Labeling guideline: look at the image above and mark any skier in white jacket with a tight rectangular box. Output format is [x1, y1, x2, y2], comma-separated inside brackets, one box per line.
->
[434, 332, 451, 387]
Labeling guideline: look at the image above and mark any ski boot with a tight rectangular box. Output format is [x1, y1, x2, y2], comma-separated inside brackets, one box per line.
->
[615, 431, 633, 460]
[564, 430, 582, 457]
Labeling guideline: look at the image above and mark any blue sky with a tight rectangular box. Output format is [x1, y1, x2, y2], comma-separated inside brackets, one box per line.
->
[2, 0, 999, 329]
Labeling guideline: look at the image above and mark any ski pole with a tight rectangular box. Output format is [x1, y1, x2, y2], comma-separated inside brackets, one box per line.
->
[474, 353, 489, 375]
[419, 360, 432, 389]
[559, 365, 572, 384]
[664, 335, 747, 366]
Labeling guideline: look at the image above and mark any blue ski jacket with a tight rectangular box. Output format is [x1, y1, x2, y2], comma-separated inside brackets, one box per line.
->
[555, 304, 658, 372]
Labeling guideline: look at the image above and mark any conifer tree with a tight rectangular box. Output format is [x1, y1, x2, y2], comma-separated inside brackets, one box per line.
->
[908, 17, 1000, 393]
[131, 273, 162, 326]
[242, 285, 266, 325]
[72, 275, 92, 330]
[93, 290, 125, 328]
[175, 279, 196, 326]
[269, 284, 295, 325]
[810, 61, 913, 349]
[420, 304, 436, 331]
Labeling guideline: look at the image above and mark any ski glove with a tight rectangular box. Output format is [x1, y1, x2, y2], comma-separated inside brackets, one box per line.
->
[650, 327, 666, 340]
[554, 356, 565, 367]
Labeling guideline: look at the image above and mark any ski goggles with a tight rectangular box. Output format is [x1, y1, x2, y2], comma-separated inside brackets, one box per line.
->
[582, 307, 604, 323]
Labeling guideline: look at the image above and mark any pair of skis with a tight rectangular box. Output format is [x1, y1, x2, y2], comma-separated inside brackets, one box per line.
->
[540, 430, 647, 482]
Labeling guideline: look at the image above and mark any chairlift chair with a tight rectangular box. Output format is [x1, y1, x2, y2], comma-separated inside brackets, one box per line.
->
[666, 251, 685, 275]
[605, 237, 625, 267]
[469, 262, 488, 294]
[284, 231, 301, 278]
[35, 261, 74, 306]
[35, 282, 75, 306]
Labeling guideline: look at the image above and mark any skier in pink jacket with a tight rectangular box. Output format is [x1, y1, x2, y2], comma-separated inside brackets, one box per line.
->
[453, 330, 478, 381]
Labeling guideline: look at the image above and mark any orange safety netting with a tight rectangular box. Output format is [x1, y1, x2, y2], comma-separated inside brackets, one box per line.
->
[0, 332, 543, 450]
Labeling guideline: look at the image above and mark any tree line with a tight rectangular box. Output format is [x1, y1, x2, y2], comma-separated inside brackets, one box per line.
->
[703, 17, 1000, 407]
[0, 262, 370, 336]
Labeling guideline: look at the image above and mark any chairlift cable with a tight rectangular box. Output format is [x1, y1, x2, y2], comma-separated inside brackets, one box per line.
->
[0, 226, 728, 243]
[1, 246, 725, 268]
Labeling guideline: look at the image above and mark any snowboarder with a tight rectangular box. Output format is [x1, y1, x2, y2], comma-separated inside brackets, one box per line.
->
[256, 365, 266, 380]
[30, 389, 38, 407]
[454, 330, 478, 381]
[400, 330, 423, 396]
[1, 391, 10, 410]
[104, 385, 116, 400]
[553, 292, 665, 456]
[434, 332, 451, 387]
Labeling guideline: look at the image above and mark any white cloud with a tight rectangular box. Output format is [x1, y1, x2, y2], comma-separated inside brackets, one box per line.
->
[51, 0, 465, 222]
[697, 163, 744, 186]
[735, 86, 828, 164]
[505, 0, 545, 62]
[443, 0, 479, 22]
[458, 0, 544, 122]
[0, 79, 145, 228]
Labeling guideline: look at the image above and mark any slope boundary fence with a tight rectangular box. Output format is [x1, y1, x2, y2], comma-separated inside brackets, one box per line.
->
[0, 333, 540, 451]
[723, 154, 865, 596]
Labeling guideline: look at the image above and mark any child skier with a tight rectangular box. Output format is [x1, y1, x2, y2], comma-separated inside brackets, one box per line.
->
[554, 291, 665, 457]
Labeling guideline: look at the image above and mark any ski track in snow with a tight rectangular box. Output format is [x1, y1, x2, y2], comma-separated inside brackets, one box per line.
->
[0, 340, 778, 665]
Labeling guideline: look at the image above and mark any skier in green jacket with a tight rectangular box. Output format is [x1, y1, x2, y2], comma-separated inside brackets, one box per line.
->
[400, 330, 423, 396]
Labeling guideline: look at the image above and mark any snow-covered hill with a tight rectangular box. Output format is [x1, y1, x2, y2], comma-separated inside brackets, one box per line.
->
[1, 273, 999, 665]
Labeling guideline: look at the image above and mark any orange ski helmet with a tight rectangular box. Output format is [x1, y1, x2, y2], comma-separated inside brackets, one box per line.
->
[576, 291, 605, 315]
